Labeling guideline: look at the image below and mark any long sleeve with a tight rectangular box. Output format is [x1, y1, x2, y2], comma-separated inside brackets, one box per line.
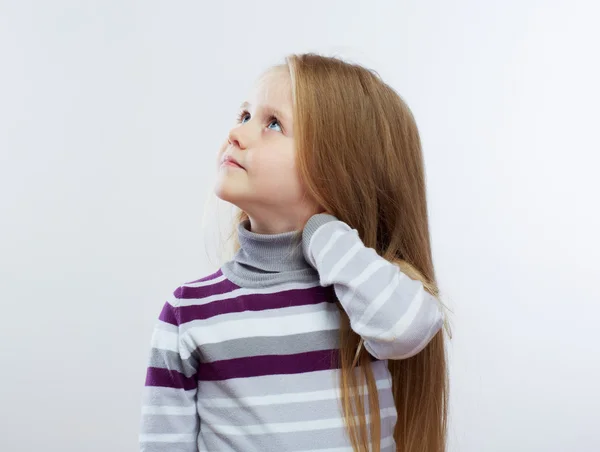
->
[302, 214, 443, 360]
[139, 288, 200, 452]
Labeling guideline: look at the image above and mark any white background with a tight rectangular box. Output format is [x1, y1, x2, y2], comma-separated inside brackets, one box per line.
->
[1, 1, 599, 451]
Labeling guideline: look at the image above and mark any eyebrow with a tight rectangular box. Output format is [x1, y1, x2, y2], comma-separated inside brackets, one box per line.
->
[239, 101, 292, 125]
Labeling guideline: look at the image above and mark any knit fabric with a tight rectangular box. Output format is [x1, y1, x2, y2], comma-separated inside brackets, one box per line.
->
[139, 214, 443, 451]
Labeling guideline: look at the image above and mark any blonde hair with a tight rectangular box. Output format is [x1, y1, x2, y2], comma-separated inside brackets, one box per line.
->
[228, 53, 451, 452]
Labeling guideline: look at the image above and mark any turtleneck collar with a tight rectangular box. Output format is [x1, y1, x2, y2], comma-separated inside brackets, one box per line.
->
[220, 219, 319, 288]
[235, 219, 309, 272]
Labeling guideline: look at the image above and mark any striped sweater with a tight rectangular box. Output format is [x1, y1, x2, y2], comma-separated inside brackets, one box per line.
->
[139, 213, 444, 451]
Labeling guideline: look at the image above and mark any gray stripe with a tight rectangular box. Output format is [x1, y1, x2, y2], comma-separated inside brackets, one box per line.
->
[198, 329, 340, 362]
[198, 386, 396, 426]
[337, 264, 415, 324]
[367, 304, 443, 359]
[140, 414, 199, 435]
[198, 415, 397, 452]
[147, 348, 198, 378]
[141, 443, 197, 452]
[142, 386, 197, 407]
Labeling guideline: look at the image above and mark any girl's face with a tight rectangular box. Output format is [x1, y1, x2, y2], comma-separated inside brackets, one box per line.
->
[215, 68, 321, 234]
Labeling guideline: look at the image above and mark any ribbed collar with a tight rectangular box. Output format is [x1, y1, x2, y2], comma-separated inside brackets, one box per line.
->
[221, 219, 319, 288]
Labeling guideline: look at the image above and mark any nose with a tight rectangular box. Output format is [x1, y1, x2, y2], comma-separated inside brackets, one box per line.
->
[227, 127, 243, 150]
[228, 118, 260, 150]
[228, 122, 253, 150]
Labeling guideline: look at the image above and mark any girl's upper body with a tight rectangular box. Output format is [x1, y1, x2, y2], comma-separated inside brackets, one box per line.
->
[140, 52, 449, 452]
[139, 213, 443, 451]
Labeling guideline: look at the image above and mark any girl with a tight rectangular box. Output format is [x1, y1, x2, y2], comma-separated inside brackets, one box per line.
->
[140, 53, 449, 452]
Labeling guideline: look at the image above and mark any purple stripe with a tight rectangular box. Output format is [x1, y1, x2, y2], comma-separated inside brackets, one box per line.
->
[145, 366, 197, 390]
[178, 278, 240, 299]
[158, 277, 243, 326]
[197, 349, 341, 381]
[177, 286, 331, 324]
[158, 302, 178, 326]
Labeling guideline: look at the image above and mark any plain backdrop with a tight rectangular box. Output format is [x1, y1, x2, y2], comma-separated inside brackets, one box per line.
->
[1, 1, 599, 451]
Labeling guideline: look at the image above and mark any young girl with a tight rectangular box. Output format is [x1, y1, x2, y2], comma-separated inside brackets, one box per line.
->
[139, 53, 449, 452]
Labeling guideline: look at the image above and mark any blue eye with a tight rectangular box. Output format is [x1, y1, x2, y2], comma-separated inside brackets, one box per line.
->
[236, 110, 284, 133]
[237, 111, 251, 124]
[267, 119, 282, 132]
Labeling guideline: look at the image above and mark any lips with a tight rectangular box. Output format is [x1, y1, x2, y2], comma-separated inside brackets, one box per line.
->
[222, 155, 244, 169]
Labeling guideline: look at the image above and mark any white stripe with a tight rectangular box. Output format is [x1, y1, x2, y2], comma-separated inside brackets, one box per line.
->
[199, 378, 392, 408]
[297, 446, 355, 452]
[315, 229, 345, 267]
[358, 285, 426, 342]
[295, 435, 395, 452]
[326, 241, 362, 283]
[155, 319, 177, 332]
[384, 285, 426, 339]
[201, 436, 394, 452]
[139, 433, 196, 443]
[151, 328, 178, 352]
[141, 405, 196, 415]
[343, 259, 388, 305]
[392, 308, 443, 359]
[338, 258, 387, 310]
[179, 309, 339, 359]
[354, 271, 401, 329]
[184, 274, 227, 287]
[176, 280, 321, 307]
[178, 300, 334, 334]
[209, 407, 397, 435]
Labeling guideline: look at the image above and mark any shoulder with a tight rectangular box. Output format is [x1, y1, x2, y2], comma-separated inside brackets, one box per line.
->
[302, 213, 342, 240]
[170, 268, 238, 308]
[158, 268, 239, 328]
[302, 214, 355, 266]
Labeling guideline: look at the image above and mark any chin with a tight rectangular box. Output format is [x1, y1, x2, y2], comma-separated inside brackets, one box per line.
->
[214, 182, 246, 208]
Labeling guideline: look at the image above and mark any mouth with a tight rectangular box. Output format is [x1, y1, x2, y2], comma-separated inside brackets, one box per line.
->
[222, 156, 245, 169]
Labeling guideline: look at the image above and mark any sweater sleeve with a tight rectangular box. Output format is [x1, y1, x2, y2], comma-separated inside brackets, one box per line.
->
[302, 214, 444, 360]
[139, 287, 200, 452]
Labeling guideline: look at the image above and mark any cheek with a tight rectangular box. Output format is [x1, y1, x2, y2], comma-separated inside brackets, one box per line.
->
[264, 154, 294, 172]
[257, 157, 303, 196]
[255, 149, 293, 177]
[255, 142, 296, 173]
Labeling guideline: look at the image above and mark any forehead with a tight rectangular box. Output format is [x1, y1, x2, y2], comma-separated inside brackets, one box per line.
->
[248, 68, 293, 110]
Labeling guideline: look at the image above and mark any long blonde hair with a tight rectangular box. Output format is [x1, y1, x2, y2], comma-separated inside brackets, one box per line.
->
[228, 53, 450, 452]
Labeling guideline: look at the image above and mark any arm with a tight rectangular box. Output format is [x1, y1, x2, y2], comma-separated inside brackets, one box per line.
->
[302, 214, 444, 360]
[139, 288, 200, 452]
